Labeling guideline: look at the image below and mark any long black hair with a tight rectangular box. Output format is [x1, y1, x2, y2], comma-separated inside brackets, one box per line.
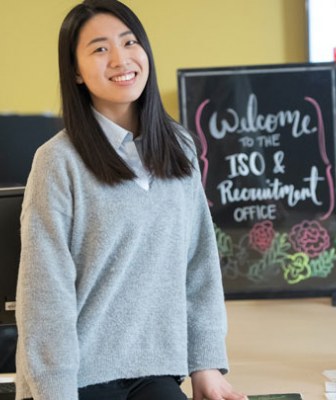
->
[58, 0, 194, 185]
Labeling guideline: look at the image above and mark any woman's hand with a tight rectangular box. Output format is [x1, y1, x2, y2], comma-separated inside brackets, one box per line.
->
[191, 369, 247, 400]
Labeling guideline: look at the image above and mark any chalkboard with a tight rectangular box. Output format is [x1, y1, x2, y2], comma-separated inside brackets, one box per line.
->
[0, 115, 63, 186]
[178, 63, 336, 300]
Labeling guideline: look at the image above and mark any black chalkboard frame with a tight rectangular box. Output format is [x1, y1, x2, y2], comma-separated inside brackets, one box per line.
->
[178, 62, 336, 304]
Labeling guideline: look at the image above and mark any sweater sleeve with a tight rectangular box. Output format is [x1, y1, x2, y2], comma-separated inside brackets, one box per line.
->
[186, 158, 229, 375]
[15, 144, 80, 400]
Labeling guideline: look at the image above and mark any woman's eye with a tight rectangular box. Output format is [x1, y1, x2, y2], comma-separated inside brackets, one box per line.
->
[126, 39, 138, 46]
[94, 47, 108, 53]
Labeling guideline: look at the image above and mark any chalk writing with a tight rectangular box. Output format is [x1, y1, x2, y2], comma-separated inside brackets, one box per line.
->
[195, 94, 334, 223]
[217, 166, 323, 208]
[225, 152, 265, 178]
[273, 151, 285, 174]
[233, 204, 277, 222]
[208, 94, 317, 139]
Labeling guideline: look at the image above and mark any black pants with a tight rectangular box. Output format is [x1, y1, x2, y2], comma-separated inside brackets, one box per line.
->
[79, 376, 187, 400]
[25, 375, 188, 400]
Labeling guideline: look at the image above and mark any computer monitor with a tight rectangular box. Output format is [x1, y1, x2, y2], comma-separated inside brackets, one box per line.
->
[0, 187, 24, 326]
[0, 187, 24, 373]
[0, 324, 17, 373]
[0, 114, 62, 186]
[0, 114, 61, 374]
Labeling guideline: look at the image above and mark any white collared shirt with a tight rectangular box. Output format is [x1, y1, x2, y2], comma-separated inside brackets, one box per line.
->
[93, 108, 151, 190]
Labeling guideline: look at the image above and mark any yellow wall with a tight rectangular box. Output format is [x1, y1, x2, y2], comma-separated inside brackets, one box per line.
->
[0, 0, 307, 120]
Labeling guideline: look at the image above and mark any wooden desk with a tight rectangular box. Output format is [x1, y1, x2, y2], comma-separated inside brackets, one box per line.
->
[181, 297, 336, 399]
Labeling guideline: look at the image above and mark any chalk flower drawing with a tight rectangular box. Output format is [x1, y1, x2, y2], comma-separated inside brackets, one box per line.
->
[288, 220, 330, 258]
[283, 253, 311, 284]
[215, 219, 336, 285]
[249, 220, 275, 252]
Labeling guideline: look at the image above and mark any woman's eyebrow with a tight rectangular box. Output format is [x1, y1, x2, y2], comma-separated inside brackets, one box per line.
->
[86, 30, 134, 47]
[86, 37, 108, 47]
[119, 30, 133, 38]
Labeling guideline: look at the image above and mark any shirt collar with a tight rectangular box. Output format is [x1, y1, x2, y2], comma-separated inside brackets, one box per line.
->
[92, 107, 133, 150]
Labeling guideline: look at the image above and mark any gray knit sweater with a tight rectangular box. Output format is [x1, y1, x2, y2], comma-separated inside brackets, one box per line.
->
[15, 130, 228, 400]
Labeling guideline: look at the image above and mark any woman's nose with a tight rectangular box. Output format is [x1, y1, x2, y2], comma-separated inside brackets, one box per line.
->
[109, 46, 128, 67]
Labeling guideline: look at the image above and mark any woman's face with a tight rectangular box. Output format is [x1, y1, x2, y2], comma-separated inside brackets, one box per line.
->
[75, 13, 149, 118]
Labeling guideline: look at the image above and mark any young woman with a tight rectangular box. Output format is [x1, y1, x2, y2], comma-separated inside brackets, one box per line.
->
[15, 1, 246, 399]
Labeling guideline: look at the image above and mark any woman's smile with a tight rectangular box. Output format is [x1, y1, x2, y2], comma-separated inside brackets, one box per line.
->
[109, 71, 136, 83]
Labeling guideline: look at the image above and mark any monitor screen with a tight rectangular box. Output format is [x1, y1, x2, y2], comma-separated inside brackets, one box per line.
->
[0, 114, 62, 186]
[0, 187, 24, 326]
[0, 324, 17, 373]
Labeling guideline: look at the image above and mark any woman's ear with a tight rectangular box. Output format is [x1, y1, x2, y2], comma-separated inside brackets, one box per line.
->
[76, 73, 84, 84]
